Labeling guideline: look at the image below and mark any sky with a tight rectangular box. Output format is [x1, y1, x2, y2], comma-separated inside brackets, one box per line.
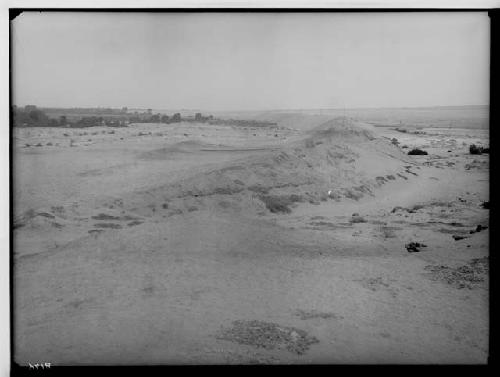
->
[12, 12, 490, 111]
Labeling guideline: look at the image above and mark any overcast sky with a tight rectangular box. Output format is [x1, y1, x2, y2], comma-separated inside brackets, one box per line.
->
[12, 12, 489, 111]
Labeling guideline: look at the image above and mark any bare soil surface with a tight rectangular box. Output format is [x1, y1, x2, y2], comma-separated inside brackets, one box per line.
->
[13, 114, 488, 364]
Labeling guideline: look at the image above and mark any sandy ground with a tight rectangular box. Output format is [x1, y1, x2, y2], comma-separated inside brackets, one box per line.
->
[13, 114, 489, 365]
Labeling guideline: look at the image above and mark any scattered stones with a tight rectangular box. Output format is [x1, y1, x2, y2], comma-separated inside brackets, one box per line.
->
[216, 320, 319, 355]
[424, 257, 488, 289]
[405, 242, 427, 253]
[452, 235, 466, 241]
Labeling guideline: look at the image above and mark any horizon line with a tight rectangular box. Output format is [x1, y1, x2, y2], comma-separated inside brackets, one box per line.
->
[13, 104, 489, 113]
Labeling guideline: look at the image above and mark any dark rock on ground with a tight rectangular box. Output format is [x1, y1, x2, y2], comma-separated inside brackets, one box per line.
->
[470, 224, 488, 234]
[405, 242, 427, 253]
[408, 148, 428, 156]
[469, 144, 489, 155]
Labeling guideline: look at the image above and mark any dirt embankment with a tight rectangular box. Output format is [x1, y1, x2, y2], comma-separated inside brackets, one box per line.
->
[14, 118, 418, 228]
[92, 118, 417, 219]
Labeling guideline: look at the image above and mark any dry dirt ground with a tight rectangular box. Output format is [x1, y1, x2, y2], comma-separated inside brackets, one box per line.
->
[13, 114, 489, 364]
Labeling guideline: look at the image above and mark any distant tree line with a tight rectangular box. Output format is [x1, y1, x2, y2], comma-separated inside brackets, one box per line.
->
[12, 105, 57, 127]
[43, 107, 129, 115]
[12, 105, 216, 128]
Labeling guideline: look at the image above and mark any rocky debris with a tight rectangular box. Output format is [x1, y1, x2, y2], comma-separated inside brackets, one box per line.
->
[216, 320, 319, 355]
[469, 144, 489, 155]
[424, 257, 488, 289]
[391, 204, 425, 214]
[405, 242, 427, 253]
[452, 235, 466, 241]
[469, 224, 488, 234]
[408, 148, 428, 155]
